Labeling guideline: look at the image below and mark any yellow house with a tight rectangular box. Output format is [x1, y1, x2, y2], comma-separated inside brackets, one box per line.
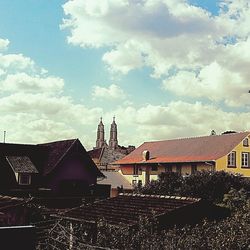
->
[113, 131, 250, 186]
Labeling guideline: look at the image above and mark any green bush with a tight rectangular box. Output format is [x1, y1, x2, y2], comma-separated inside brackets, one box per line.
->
[138, 171, 250, 203]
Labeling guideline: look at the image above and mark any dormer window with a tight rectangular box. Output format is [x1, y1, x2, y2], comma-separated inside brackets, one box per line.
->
[243, 138, 249, 147]
[18, 173, 31, 185]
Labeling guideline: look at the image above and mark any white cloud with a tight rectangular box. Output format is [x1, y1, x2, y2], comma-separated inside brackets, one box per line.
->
[0, 37, 103, 146]
[0, 73, 64, 93]
[163, 61, 249, 107]
[102, 40, 145, 74]
[0, 54, 35, 71]
[92, 84, 126, 100]
[62, 0, 250, 107]
[0, 38, 9, 51]
[106, 101, 250, 146]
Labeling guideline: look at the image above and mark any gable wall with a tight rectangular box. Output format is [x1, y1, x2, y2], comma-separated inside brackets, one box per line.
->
[216, 135, 250, 177]
[45, 141, 98, 193]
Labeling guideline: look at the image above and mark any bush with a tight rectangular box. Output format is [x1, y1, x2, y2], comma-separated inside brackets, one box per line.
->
[137, 172, 182, 196]
[138, 171, 250, 203]
[180, 171, 249, 202]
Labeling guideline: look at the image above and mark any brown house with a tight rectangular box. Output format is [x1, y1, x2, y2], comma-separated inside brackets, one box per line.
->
[0, 139, 104, 195]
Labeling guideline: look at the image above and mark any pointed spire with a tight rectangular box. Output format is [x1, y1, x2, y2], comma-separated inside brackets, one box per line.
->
[96, 117, 105, 148]
[109, 116, 118, 149]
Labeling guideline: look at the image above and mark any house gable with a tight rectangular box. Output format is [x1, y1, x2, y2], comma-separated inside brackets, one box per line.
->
[216, 134, 250, 177]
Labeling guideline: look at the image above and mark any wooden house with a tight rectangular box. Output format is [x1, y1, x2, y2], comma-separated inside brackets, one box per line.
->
[0, 139, 104, 195]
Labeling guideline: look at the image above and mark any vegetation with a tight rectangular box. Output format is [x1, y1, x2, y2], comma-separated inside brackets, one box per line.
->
[94, 187, 250, 250]
[36, 171, 250, 249]
[138, 171, 250, 203]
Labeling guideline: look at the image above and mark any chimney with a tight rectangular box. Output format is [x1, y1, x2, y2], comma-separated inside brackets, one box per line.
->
[142, 150, 150, 161]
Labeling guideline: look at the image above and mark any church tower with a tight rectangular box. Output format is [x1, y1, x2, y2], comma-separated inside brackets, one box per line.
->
[96, 117, 105, 148]
[109, 116, 118, 150]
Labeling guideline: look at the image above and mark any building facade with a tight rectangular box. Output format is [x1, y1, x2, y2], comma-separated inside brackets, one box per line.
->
[113, 131, 250, 186]
[0, 139, 104, 195]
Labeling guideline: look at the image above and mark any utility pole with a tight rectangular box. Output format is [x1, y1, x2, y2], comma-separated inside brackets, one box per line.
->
[3, 131, 6, 143]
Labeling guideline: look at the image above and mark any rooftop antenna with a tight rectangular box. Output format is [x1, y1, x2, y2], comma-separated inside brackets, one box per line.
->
[3, 131, 6, 143]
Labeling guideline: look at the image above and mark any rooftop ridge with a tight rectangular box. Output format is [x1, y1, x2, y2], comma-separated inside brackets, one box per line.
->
[143, 131, 250, 144]
[38, 138, 78, 145]
[119, 193, 200, 201]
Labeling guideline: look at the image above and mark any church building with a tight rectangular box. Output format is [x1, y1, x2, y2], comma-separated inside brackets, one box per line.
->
[88, 117, 135, 170]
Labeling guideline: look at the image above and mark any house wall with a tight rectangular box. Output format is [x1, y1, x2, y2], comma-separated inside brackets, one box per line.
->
[0, 158, 19, 191]
[216, 136, 250, 177]
[46, 154, 97, 194]
[120, 162, 212, 186]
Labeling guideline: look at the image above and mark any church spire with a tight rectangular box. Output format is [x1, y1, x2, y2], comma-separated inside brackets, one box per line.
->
[96, 117, 105, 148]
[109, 116, 118, 149]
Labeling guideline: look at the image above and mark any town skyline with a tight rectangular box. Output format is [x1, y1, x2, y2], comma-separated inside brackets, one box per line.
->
[1, 0, 250, 150]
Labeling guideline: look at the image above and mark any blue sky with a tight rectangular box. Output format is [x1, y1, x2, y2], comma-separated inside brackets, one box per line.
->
[0, 0, 250, 149]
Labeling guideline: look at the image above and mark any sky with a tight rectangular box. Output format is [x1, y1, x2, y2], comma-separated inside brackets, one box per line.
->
[0, 0, 250, 149]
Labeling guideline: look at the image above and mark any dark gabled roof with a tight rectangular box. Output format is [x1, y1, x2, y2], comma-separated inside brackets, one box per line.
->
[0, 139, 104, 178]
[60, 193, 200, 226]
[6, 156, 38, 174]
[114, 131, 250, 165]
[38, 139, 77, 175]
[88, 147, 104, 160]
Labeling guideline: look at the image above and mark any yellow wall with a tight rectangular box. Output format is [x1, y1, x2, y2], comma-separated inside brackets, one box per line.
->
[216, 136, 250, 177]
[120, 163, 212, 186]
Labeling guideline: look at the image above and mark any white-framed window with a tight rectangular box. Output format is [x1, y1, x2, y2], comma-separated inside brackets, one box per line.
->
[241, 152, 249, 168]
[227, 151, 236, 167]
[18, 173, 31, 185]
[243, 138, 249, 147]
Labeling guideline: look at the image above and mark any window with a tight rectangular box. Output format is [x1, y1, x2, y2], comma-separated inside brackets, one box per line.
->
[243, 138, 249, 147]
[165, 165, 172, 172]
[227, 151, 236, 167]
[133, 165, 139, 175]
[132, 180, 137, 186]
[241, 152, 249, 168]
[151, 165, 158, 171]
[176, 165, 182, 175]
[18, 173, 31, 185]
[191, 164, 197, 174]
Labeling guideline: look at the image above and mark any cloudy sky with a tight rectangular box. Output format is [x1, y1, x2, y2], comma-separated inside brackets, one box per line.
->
[1, 0, 250, 149]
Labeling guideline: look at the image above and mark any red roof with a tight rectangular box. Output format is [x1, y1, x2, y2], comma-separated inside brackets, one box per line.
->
[114, 132, 250, 165]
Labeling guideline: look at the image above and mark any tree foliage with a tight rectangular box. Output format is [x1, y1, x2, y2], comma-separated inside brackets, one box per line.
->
[138, 171, 250, 203]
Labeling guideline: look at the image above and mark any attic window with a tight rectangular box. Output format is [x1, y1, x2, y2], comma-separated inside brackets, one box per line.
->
[18, 173, 31, 185]
[243, 138, 249, 147]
